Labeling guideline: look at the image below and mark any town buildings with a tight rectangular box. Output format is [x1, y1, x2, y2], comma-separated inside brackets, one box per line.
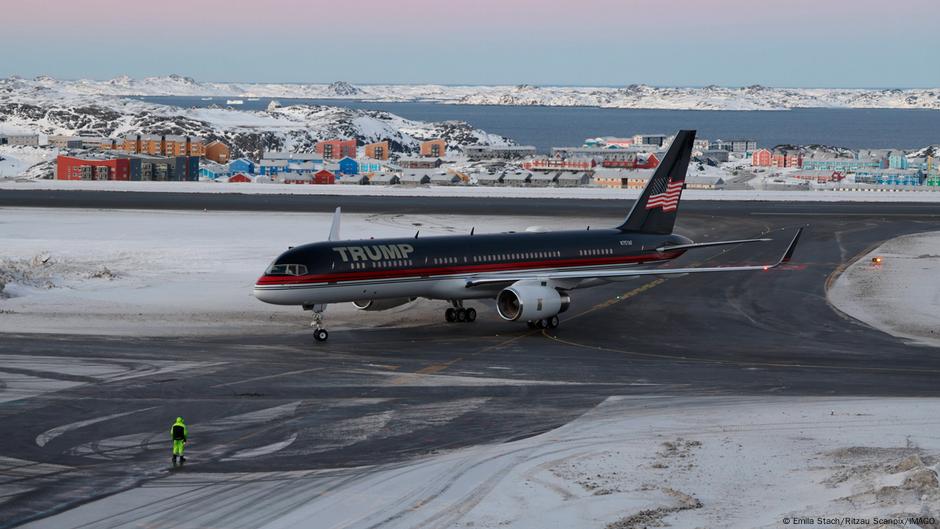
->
[522, 157, 595, 172]
[713, 139, 757, 153]
[364, 141, 389, 160]
[0, 133, 40, 146]
[109, 134, 207, 157]
[56, 153, 199, 181]
[205, 140, 231, 164]
[463, 145, 537, 161]
[398, 157, 442, 169]
[419, 139, 447, 158]
[316, 139, 357, 160]
[56, 155, 131, 181]
[752, 148, 803, 168]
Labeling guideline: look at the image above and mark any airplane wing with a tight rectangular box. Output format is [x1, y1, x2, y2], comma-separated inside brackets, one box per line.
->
[465, 228, 802, 288]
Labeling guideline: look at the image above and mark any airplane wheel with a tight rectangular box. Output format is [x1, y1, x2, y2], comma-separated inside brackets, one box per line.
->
[445, 308, 457, 323]
[465, 308, 477, 322]
[456, 308, 467, 322]
[314, 329, 329, 342]
[536, 319, 548, 329]
[547, 316, 560, 329]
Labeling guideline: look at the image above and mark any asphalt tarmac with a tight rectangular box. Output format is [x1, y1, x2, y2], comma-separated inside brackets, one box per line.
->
[2, 191, 940, 527]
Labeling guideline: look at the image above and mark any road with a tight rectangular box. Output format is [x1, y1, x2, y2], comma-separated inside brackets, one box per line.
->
[1, 192, 939, 527]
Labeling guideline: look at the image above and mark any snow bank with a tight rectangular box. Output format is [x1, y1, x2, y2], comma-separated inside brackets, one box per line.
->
[5, 178, 940, 202]
[828, 231, 940, 348]
[21, 396, 940, 529]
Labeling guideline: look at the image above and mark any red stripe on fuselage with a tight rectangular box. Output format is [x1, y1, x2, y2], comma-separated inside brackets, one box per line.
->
[255, 251, 684, 286]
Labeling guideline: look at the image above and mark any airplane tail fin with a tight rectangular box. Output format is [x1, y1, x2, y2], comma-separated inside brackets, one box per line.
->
[615, 130, 696, 234]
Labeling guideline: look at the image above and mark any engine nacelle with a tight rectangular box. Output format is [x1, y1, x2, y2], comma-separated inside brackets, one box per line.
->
[496, 283, 570, 322]
[352, 298, 415, 311]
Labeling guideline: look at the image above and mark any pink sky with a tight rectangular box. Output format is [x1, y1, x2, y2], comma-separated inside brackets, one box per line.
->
[3, 0, 938, 86]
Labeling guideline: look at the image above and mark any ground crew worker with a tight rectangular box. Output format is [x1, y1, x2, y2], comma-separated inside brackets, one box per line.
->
[170, 417, 187, 465]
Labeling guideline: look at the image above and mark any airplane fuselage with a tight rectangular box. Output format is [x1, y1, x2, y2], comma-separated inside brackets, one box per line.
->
[253, 229, 691, 306]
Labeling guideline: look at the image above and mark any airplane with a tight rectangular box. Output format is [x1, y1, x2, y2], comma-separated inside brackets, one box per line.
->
[254, 130, 802, 342]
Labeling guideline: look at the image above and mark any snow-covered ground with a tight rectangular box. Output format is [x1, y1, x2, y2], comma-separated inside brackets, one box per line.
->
[828, 231, 940, 348]
[13, 75, 940, 111]
[0, 208, 599, 336]
[20, 395, 940, 529]
[0, 78, 511, 160]
[0, 146, 57, 177]
[4, 178, 940, 202]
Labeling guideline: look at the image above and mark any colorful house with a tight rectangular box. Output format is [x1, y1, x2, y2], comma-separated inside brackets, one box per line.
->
[337, 156, 359, 175]
[314, 169, 336, 184]
[751, 149, 772, 167]
[258, 159, 288, 176]
[199, 161, 230, 180]
[316, 139, 357, 160]
[228, 173, 252, 183]
[229, 158, 255, 175]
[364, 141, 389, 160]
[205, 140, 231, 164]
[356, 157, 386, 174]
[420, 139, 446, 158]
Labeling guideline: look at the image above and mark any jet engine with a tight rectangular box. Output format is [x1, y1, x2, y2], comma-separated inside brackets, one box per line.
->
[352, 298, 415, 311]
[495, 282, 570, 322]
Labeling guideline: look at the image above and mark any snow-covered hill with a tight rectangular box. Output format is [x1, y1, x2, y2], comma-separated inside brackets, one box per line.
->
[9, 76, 940, 110]
[0, 78, 510, 160]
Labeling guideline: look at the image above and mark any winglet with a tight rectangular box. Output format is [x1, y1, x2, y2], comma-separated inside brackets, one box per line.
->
[328, 207, 341, 241]
[778, 227, 803, 265]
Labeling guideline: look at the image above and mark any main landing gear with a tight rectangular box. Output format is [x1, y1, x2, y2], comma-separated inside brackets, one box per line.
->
[306, 304, 329, 342]
[527, 315, 560, 330]
[444, 300, 476, 324]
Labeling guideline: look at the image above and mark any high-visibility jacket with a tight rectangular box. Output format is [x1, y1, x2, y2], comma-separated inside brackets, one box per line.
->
[170, 418, 187, 441]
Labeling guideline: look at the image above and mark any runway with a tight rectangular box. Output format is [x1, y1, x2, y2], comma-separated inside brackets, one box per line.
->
[2, 193, 940, 527]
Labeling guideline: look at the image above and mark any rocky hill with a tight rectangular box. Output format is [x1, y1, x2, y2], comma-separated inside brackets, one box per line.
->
[0, 78, 511, 160]
[9, 76, 940, 110]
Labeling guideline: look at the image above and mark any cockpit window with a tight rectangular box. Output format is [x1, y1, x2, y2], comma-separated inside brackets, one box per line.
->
[266, 263, 308, 276]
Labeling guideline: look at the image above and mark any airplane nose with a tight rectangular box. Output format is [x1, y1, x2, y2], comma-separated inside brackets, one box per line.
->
[253, 282, 273, 304]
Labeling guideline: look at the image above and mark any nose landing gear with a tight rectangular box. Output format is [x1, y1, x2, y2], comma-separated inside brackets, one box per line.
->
[306, 304, 329, 342]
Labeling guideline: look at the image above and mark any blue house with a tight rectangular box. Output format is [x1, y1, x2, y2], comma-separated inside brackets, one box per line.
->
[229, 158, 255, 175]
[338, 156, 359, 175]
[258, 159, 288, 176]
[198, 161, 230, 181]
[888, 153, 909, 170]
[357, 157, 385, 174]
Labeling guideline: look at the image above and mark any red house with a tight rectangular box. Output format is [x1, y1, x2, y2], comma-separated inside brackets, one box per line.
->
[314, 169, 335, 184]
[228, 173, 252, 183]
[56, 155, 130, 181]
[636, 153, 659, 169]
[772, 151, 803, 168]
[315, 139, 357, 160]
[751, 149, 772, 167]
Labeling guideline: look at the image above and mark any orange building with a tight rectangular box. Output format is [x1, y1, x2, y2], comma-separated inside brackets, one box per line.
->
[205, 140, 231, 164]
[114, 134, 206, 157]
[364, 141, 389, 160]
[316, 139, 357, 160]
[420, 139, 446, 158]
[751, 149, 772, 167]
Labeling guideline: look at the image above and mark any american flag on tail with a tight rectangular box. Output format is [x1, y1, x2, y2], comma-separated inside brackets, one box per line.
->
[645, 178, 683, 212]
